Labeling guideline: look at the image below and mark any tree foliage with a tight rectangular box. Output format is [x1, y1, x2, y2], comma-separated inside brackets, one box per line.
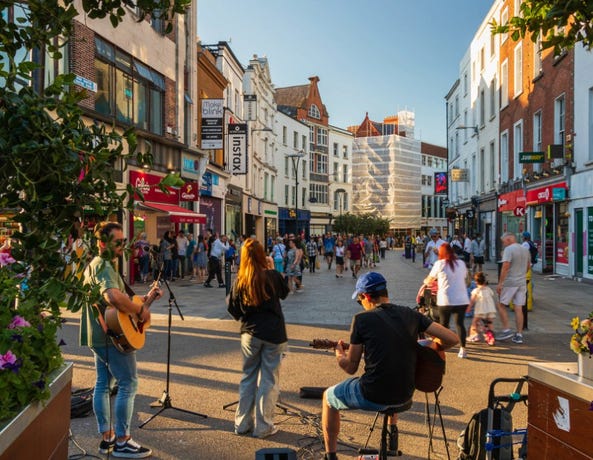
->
[0, 0, 187, 421]
[332, 213, 391, 236]
[491, 0, 593, 56]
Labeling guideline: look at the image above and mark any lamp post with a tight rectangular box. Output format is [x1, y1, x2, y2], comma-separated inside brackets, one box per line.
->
[335, 188, 345, 232]
[287, 150, 305, 236]
[456, 125, 479, 137]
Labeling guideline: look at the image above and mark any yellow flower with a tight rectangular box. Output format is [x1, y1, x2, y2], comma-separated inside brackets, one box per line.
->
[570, 335, 582, 353]
[571, 316, 580, 331]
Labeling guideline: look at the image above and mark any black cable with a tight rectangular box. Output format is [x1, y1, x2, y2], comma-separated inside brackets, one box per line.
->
[68, 428, 102, 460]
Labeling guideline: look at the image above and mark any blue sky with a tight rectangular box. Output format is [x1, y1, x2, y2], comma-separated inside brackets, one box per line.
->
[198, 1, 494, 146]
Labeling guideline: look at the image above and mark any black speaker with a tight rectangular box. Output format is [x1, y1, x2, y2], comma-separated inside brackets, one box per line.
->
[255, 447, 297, 460]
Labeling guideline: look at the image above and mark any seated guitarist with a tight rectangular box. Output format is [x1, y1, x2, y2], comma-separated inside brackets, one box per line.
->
[322, 272, 458, 460]
[80, 222, 162, 459]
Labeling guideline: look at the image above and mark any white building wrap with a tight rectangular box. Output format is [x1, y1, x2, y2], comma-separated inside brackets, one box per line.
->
[352, 135, 422, 229]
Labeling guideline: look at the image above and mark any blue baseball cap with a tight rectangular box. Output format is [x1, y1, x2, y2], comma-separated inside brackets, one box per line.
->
[352, 272, 388, 299]
[522, 231, 531, 239]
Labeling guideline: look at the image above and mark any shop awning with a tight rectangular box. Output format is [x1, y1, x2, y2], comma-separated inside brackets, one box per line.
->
[136, 202, 206, 224]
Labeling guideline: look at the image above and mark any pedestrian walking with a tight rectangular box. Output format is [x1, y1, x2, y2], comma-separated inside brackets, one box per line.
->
[284, 238, 302, 293]
[424, 242, 470, 358]
[496, 232, 530, 344]
[226, 238, 289, 439]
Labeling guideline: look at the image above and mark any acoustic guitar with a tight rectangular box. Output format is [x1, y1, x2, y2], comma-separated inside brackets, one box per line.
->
[104, 281, 161, 353]
[310, 338, 446, 393]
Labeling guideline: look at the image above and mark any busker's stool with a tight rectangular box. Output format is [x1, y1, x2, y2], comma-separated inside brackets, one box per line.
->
[359, 399, 413, 459]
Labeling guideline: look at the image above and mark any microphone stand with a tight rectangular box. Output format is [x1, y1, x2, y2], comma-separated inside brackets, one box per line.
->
[139, 274, 207, 428]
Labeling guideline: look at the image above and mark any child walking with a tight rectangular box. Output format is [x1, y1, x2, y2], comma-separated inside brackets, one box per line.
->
[466, 272, 497, 345]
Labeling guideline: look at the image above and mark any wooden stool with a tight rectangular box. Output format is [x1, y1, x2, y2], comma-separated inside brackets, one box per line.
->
[359, 399, 413, 459]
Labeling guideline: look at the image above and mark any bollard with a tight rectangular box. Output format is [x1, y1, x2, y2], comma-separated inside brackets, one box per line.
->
[224, 260, 231, 295]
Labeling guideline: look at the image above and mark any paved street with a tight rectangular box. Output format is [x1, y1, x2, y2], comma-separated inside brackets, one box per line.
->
[62, 249, 593, 459]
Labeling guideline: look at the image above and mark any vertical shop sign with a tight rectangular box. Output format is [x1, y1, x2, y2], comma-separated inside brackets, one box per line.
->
[228, 123, 247, 175]
[200, 99, 224, 149]
[588, 207, 593, 275]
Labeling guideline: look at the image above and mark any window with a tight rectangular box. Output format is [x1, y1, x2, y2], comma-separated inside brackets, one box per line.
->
[427, 157, 433, 167]
[421, 175, 427, 186]
[342, 145, 348, 158]
[589, 88, 593, 162]
[293, 131, 298, 148]
[463, 72, 468, 95]
[333, 162, 339, 181]
[501, 59, 509, 108]
[514, 120, 523, 179]
[333, 142, 339, 156]
[489, 141, 496, 190]
[427, 175, 432, 187]
[555, 95, 565, 146]
[501, 131, 509, 182]
[308, 104, 320, 119]
[264, 173, 269, 201]
[422, 155, 426, 166]
[455, 95, 459, 117]
[282, 126, 287, 145]
[309, 126, 315, 150]
[284, 157, 289, 176]
[44, 36, 69, 89]
[270, 175, 275, 202]
[302, 134, 307, 151]
[309, 183, 328, 204]
[302, 160, 306, 179]
[313, 152, 328, 174]
[343, 164, 348, 182]
[479, 88, 485, 126]
[317, 127, 328, 146]
[291, 185, 296, 206]
[490, 79, 496, 118]
[1, 4, 32, 89]
[284, 184, 289, 206]
[501, 8, 509, 43]
[534, 35, 543, 76]
[480, 47, 485, 71]
[479, 148, 485, 193]
[533, 110, 543, 171]
[94, 37, 164, 134]
[514, 43, 523, 97]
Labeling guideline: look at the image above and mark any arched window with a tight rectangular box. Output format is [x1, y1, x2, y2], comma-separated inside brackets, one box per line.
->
[308, 104, 320, 119]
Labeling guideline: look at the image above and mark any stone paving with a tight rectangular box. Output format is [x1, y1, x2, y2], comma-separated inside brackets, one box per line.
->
[62, 249, 593, 459]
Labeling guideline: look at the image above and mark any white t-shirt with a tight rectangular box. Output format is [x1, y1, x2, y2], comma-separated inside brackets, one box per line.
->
[424, 238, 444, 267]
[471, 285, 497, 317]
[429, 259, 470, 306]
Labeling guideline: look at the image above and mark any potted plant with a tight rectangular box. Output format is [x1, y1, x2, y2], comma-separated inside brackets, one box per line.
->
[570, 311, 593, 380]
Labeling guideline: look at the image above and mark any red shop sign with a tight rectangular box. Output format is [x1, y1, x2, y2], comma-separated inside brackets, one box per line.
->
[525, 181, 567, 205]
[497, 190, 526, 212]
[129, 170, 178, 205]
[179, 181, 199, 201]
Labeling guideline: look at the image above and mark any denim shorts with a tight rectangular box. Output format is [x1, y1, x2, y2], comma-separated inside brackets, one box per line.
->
[326, 377, 409, 412]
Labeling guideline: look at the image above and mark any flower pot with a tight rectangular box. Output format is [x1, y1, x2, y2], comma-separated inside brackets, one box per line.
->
[577, 353, 593, 381]
[0, 362, 73, 460]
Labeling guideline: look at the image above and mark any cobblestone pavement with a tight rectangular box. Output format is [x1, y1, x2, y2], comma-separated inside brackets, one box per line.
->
[63, 249, 593, 459]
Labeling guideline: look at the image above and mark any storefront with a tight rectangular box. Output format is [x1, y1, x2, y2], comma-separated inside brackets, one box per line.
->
[225, 185, 243, 241]
[497, 189, 527, 237]
[525, 181, 569, 275]
[130, 170, 206, 282]
[200, 171, 224, 234]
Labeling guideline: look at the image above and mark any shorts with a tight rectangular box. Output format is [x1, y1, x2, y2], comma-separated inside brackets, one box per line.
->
[350, 259, 361, 269]
[325, 377, 409, 412]
[335, 256, 344, 265]
[475, 312, 496, 321]
[499, 285, 526, 307]
[473, 256, 484, 265]
[325, 251, 334, 257]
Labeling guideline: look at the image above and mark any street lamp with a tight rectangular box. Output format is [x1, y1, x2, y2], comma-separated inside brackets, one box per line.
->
[335, 188, 346, 216]
[287, 150, 305, 235]
[456, 125, 479, 137]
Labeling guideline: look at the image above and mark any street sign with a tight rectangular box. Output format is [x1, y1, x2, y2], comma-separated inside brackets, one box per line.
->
[513, 206, 526, 217]
[519, 152, 545, 163]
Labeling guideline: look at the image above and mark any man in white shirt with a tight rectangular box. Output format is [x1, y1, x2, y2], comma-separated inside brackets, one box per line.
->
[424, 229, 444, 269]
[462, 233, 472, 267]
[204, 234, 229, 288]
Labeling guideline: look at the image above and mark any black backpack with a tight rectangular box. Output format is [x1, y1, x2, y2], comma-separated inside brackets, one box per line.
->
[457, 407, 513, 460]
[527, 240, 538, 264]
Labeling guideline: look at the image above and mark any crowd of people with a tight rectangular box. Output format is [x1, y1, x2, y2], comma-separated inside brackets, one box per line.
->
[79, 223, 531, 459]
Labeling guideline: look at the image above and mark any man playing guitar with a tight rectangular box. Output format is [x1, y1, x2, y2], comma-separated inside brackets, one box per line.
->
[80, 222, 162, 458]
[321, 272, 458, 460]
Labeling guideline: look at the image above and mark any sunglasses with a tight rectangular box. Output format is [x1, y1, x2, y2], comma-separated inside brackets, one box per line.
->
[114, 238, 127, 246]
[356, 294, 366, 306]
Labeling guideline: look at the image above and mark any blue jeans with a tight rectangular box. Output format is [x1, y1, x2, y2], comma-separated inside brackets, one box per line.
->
[235, 334, 287, 437]
[91, 345, 138, 438]
[326, 377, 408, 412]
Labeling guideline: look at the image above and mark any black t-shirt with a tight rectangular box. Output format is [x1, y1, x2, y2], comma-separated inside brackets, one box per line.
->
[227, 269, 289, 344]
[350, 304, 432, 405]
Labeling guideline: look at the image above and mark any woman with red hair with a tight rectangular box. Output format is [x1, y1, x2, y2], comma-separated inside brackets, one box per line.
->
[423, 242, 470, 358]
[226, 238, 289, 438]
